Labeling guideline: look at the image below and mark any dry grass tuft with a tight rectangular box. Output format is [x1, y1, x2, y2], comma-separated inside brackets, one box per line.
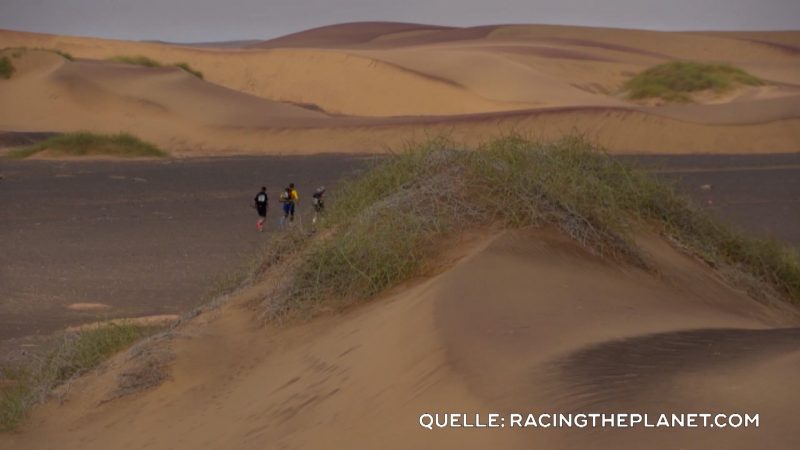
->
[1, 323, 156, 430]
[259, 135, 800, 320]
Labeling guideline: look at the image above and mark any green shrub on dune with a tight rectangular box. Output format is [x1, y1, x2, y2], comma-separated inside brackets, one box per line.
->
[0, 56, 14, 79]
[109, 54, 162, 67]
[624, 61, 763, 102]
[49, 48, 75, 61]
[9, 132, 168, 159]
[264, 136, 799, 319]
[1, 47, 74, 61]
[174, 62, 204, 79]
[110, 55, 204, 78]
[1, 323, 150, 430]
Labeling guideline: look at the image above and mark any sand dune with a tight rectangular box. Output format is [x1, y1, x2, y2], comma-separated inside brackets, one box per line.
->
[0, 28, 528, 117]
[3, 229, 797, 449]
[250, 21, 456, 48]
[0, 50, 325, 127]
[1, 24, 799, 155]
[0, 49, 336, 154]
[1, 48, 799, 155]
[2, 21, 800, 450]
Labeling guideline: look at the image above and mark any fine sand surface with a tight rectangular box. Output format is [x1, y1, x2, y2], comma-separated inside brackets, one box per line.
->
[1, 23, 799, 155]
[2, 229, 798, 449]
[1, 22, 799, 448]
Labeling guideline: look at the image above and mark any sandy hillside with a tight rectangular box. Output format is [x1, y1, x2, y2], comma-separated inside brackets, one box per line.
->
[1, 23, 799, 155]
[2, 229, 798, 449]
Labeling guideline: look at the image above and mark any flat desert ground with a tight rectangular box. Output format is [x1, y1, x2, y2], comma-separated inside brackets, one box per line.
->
[1, 22, 800, 450]
[0, 153, 370, 345]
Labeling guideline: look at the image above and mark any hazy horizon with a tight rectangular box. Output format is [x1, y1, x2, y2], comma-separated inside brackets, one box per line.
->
[1, 0, 799, 43]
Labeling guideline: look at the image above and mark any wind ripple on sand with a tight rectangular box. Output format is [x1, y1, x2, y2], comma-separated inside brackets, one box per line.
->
[546, 327, 800, 410]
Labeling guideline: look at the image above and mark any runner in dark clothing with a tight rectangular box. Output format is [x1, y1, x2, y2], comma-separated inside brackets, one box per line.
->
[253, 186, 268, 232]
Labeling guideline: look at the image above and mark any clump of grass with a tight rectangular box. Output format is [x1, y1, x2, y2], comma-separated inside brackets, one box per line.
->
[262, 135, 800, 319]
[174, 62, 203, 79]
[0, 56, 14, 79]
[110, 56, 204, 79]
[8, 132, 168, 159]
[624, 61, 763, 102]
[51, 49, 74, 61]
[34, 48, 74, 61]
[1, 47, 74, 61]
[0, 323, 150, 430]
[109, 54, 162, 67]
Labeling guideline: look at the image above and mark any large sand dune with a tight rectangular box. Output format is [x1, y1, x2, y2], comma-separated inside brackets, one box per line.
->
[3, 230, 798, 449]
[1, 23, 799, 155]
[3, 21, 800, 449]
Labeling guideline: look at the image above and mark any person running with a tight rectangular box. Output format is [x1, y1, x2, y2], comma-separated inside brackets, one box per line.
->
[312, 186, 326, 224]
[253, 186, 269, 232]
[279, 183, 299, 227]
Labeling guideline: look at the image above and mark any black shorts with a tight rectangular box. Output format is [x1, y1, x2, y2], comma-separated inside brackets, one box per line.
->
[257, 207, 267, 218]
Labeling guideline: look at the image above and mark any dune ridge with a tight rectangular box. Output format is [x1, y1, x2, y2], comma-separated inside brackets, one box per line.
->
[2, 229, 798, 449]
[2, 23, 799, 155]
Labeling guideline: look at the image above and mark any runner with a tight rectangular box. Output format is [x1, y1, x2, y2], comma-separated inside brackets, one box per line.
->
[279, 183, 299, 228]
[253, 186, 268, 232]
[312, 186, 326, 224]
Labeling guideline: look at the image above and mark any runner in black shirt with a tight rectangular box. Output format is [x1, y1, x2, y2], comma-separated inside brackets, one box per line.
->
[253, 186, 268, 232]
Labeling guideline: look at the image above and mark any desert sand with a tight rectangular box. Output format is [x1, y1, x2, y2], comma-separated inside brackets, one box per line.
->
[1, 23, 799, 155]
[2, 22, 800, 449]
[2, 229, 798, 449]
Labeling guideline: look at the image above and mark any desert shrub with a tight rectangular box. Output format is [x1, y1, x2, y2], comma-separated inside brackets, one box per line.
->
[109, 55, 162, 67]
[1, 323, 149, 430]
[9, 132, 168, 159]
[110, 56, 204, 78]
[0, 56, 14, 79]
[624, 61, 763, 102]
[262, 135, 799, 319]
[51, 49, 74, 61]
[174, 62, 203, 79]
[1, 47, 73, 61]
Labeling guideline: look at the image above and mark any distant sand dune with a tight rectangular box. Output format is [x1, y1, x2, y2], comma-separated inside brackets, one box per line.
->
[249, 21, 457, 48]
[1, 23, 799, 155]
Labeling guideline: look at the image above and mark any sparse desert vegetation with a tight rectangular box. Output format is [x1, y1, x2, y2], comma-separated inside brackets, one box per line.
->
[8, 132, 169, 159]
[624, 61, 764, 102]
[262, 136, 800, 319]
[43, 48, 74, 61]
[110, 55, 204, 78]
[1, 47, 74, 61]
[109, 54, 162, 67]
[0, 323, 152, 430]
[49, 48, 74, 61]
[1, 20, 800, 448]
[174, 62, 204, 79]
[0, 57, 14, 79]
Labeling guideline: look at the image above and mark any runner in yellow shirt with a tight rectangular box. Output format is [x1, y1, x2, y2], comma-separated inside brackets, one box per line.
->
[280, 182, 299, 227]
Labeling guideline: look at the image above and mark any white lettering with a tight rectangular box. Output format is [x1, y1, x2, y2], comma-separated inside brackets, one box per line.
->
[419, 414, 433, 430]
